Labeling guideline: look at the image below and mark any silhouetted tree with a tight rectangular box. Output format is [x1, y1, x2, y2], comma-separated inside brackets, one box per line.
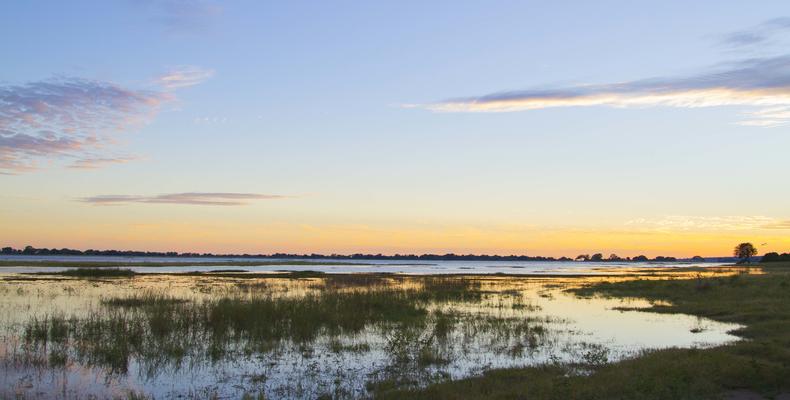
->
[590, 253, 603, 261]
[575, 254, 590, 261]
[632, 255, 648, 262]
[761, 252, 790, 262]
[733, 243, 757, 264]
[761, 252, 779, 262]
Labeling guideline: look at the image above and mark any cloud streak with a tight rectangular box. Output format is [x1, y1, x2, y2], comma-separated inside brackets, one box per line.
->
[0, 77, 170, 173]
[626, 216, 790, 231]
[135, 0, 222, 34]
[720, 17, 790, 48]
[80, 192, 291, 206]
[419, 18, 790, 127]
[419, 55, 790, 126]
[68, 156, 139, 170]
[761, 220, 790, 230]
[156, 66, 214, 89]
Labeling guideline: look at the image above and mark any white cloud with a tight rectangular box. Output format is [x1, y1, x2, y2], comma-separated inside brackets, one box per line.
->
[419, 55, 790, 127]
[417, 18, 790, 128]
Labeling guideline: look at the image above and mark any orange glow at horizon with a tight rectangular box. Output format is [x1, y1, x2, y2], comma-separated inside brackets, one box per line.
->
[3, 220, 788, 258]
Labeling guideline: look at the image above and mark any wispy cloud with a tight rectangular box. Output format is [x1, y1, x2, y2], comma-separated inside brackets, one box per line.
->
[80, 192, 291, 206]
[720, 17, 790, 48]
[135, 0, 222, 34]
[1, 64, 214, 174]
[418, 55, 790, 126]
[0, 78, 170, 174]
[417, 19, 790, 127]
[761, 220, 790, 230]
[626, 216, 789, 231]
[156, 66, 214, 89]
[68, 156, 139, 170]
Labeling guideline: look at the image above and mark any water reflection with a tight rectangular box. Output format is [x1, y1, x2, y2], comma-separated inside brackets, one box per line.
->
[0, 273, 741, 399]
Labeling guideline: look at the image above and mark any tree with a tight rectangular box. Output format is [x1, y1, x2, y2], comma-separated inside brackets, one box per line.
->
[760, 252, 790, 263]
[590, 253, 603, 261]
[632, 255, 648, 262]
[575, 254, 590, 261]
[608, 253, 622, 261]
[761, 252, 780, 262]
[733, 243, 757, 264]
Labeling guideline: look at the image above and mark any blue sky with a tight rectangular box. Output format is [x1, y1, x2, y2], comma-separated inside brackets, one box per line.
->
[1, 1, 789, 256]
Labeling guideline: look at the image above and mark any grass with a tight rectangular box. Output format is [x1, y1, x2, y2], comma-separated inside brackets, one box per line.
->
[101, 290, 188, 307]
[19, 276, 501, 376]
[374, 263, 790, 399]
[16, 266, 782, 398]
[55, 268, 136, 277]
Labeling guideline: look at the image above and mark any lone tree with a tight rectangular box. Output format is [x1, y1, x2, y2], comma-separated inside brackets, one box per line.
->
[733, 243, 757, 264]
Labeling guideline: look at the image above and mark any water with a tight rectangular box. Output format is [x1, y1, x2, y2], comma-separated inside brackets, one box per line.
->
[0, 255, 728, 275]
[0, 270, 741, 399]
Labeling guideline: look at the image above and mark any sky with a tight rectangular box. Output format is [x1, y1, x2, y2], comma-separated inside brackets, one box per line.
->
[1, 0, 789, 257]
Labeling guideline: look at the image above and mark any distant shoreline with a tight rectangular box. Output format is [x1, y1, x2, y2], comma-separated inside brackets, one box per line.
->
[1, 246, 740, 262]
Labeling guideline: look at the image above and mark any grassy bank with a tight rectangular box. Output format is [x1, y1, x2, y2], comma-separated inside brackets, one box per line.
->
[375, 263, 790, 399]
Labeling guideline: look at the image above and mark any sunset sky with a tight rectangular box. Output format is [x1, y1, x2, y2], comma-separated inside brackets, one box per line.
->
[1, 1, 789, 257]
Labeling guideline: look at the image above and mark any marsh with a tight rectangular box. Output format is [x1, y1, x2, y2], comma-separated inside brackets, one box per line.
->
[0, 265, 745, 399]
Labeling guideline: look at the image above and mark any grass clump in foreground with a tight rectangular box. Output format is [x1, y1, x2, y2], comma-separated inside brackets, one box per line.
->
[374, 263, 790, 400]
[19, 276, 497, 376]
[55, 268, 136, 278]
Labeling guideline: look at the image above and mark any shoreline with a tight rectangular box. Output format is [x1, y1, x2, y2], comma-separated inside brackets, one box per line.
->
[376, 262, 790, 399]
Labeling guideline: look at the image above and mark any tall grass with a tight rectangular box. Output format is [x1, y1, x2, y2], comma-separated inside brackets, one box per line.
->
[19, 276, 503, 375]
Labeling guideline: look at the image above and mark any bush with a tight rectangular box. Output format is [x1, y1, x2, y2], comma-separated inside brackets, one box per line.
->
[761, 252, 790, 263]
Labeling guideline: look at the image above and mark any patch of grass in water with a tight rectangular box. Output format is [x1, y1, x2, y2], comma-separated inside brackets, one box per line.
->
[318, 273, 392, 290]
[101, 291, 188, 308]
[46, 268, 136, 278]
[17, 274, 563, 396]
[18, 276, 489, 377]
[208, 269, 249, 273]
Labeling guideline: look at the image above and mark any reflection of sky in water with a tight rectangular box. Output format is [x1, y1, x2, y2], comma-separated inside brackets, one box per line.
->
[0, 255, 731, 276]
[0, 274, 741, 399]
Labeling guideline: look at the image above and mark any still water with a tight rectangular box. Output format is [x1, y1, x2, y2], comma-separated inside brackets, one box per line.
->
[0, 255, 729, 275]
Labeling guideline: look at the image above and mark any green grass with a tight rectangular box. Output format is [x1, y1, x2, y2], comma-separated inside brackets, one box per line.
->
[374, 263, 790, 399]
[20, 276, 497, 375]
[101, 291, 188, 307]
[55, 268, 136, 277]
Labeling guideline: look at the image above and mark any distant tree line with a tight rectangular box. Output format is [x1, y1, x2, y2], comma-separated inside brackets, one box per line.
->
[1, 245, 691, 262]
[761, 252, 790, 263]
[0, 245, 567, 261]
[573, 253, 681, 262]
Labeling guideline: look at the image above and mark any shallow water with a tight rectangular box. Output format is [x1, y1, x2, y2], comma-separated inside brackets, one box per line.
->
[0, 273, 741, 399]
[0, 255, 729, 275]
